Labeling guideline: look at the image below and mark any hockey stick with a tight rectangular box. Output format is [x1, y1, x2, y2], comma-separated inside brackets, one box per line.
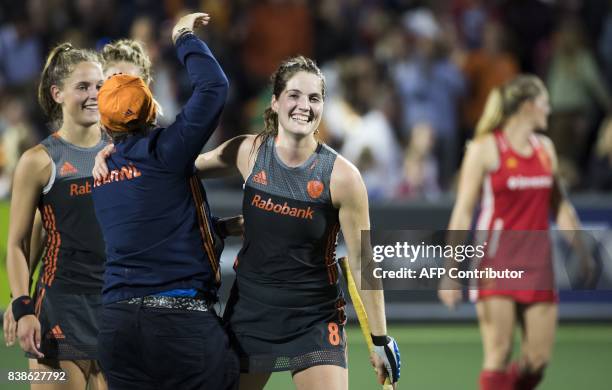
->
[339, 257, 394, 390]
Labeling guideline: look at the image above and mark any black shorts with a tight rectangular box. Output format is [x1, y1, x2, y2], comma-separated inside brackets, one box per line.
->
[31, 283, 101, 360]
[98, 302, 239, 390]
[224, 277, 347, 373]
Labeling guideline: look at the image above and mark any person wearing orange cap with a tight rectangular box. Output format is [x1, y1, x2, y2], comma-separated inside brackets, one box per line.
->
[91, 12, 237, 390]
[6, 43, 108, 389]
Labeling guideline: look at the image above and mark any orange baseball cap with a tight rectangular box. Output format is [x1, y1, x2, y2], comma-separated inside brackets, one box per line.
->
[98, 74, 156, 132]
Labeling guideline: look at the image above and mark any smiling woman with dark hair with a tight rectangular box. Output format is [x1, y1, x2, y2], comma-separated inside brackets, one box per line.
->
[189, 56, 399, 390]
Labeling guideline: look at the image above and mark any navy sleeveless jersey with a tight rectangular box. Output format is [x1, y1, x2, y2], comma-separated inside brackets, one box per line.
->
[237, 137, 341, 294]
[38, 132, 107, 292]
[225, 137, 347, 372]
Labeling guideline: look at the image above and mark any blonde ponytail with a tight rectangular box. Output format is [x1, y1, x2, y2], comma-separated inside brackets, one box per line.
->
[475, 87, 504, 138]
[475, 74, 546, 139]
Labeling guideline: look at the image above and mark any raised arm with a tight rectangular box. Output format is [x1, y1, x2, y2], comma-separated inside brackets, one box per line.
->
[94, 134, 258, 181]
[194, 134, 256, 179]
[156, 13, 229, 173]
[6, 146, 51, 357]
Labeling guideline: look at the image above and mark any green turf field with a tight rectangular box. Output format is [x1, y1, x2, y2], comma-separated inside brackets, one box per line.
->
[1, 323, 611, 389]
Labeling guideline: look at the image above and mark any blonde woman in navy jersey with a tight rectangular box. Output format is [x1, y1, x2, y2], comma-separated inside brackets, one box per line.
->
[192, 57, 399, 390]
[2, 38, 162, 389]
[3, 40, 148, 309]
[439, 75, 592, 390]
[6, 44, 108, 389]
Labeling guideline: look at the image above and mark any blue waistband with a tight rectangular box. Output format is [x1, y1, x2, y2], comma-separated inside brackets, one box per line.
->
[152, 288, 198, 298]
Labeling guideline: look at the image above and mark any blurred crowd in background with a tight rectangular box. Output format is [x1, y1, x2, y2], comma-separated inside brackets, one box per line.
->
[1, 0, 612, 202]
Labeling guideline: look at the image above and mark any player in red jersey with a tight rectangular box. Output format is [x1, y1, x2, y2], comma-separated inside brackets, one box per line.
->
[439, 75, 590, 390]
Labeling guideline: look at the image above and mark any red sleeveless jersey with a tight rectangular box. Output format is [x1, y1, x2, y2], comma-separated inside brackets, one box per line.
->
[474, 131, 556, 303]
[477, 131, 553, 231]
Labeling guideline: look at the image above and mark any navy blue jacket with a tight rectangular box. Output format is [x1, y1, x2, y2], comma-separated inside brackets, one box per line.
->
[92, 34, 229, 304]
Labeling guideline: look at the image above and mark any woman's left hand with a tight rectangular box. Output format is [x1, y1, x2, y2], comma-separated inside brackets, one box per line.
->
[92, 143, 115, 181]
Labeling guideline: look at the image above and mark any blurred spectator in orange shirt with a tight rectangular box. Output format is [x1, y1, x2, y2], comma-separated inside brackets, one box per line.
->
[241, 0, 313, 94]
[461, 21, 519, 133]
